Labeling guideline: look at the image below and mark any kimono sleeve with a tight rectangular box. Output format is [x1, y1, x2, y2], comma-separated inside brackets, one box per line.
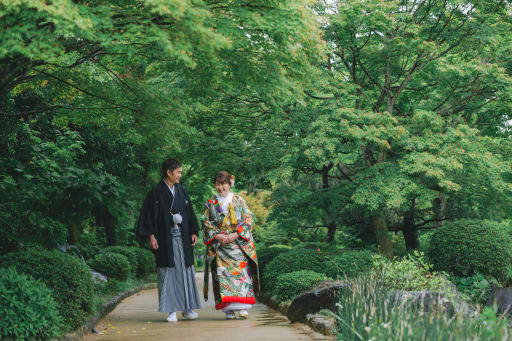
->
[201, 201, 217, 245]
[137, 189, 158, 237]
[236, 197, 253, 241]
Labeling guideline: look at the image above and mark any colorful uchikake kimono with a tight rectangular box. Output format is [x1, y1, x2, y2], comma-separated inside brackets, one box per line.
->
[202, 193, 259, 311]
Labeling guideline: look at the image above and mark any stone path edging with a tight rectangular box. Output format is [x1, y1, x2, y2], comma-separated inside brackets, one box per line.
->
[258, 294, 336, 337]
[56, 282, 158, 341]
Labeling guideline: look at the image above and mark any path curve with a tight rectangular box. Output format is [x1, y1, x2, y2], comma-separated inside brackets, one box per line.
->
[83, 273, 331, 341]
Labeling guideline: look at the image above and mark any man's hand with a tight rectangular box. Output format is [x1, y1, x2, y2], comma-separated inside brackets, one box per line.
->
[191, 234, 198, 246]
[149, 235, 159, 250]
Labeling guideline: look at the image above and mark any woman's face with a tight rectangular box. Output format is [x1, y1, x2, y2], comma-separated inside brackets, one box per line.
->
[215, 181, 231, 197]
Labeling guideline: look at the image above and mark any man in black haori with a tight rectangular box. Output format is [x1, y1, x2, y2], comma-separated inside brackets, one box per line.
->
[137, 158, 201, 322]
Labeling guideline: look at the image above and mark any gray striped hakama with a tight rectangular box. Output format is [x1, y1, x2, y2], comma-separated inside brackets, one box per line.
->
[157, 228, 201, 313]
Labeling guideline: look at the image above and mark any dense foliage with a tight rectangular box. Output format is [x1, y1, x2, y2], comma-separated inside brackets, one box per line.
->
[262, 249, 328, 292]
[131, 247, 155, 278]
[323, 250, 376, 279]
[87, 252, 131, 281]
[273, 270, 331, 301]
[103, 246, 139, 274]
[0, 267, 63, 340]
[2, 0, 512, 337]
[0, 249, 94, 330]
[373, 251, 453, 294]
[427, 219, 512, 281]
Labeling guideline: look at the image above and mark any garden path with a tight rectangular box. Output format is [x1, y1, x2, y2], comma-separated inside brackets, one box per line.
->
[82, 272, 331, 341]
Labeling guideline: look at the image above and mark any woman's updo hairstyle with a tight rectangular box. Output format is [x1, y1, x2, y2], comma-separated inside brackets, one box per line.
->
[214, 171, 235, 187]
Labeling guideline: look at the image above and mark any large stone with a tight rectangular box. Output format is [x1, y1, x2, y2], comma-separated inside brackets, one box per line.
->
[390, 291, 455, 315]
[287, 280, 345, 323]
[487, 287, 512, 315]
[390, 289, 476, 317]
[91, 270, 108, 283]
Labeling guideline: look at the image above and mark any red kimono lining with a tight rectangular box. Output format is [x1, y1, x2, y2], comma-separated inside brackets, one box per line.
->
[215, 296, 256, 310]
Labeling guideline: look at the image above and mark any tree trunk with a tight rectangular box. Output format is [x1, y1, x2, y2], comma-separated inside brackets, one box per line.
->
[402, 199, 419, 250]
[371, 211, 394, 259]
[326, 221, 336, 243]
[247, 181, 255, 195]
[321, 164, 336, 243]
[67, 224, 79, 244]
[433, 192, 447, 228]
[95, 206, 117, 246]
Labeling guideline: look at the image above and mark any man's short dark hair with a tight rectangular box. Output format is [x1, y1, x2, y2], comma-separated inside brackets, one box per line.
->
[162, 158, 182, 178]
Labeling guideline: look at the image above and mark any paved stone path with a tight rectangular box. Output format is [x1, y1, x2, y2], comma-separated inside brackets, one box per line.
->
[83, 273, 332, 341]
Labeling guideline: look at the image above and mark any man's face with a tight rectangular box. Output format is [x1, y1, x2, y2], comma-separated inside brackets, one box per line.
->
[167, 167, 182, 185]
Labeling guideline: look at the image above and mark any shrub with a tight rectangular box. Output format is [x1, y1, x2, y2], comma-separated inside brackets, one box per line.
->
[131, 247, 155, 277]
[262, 248, 327, 292]
[103, 246, 138, 274]
[427, 219, 512, 281]
[0, 267, 63, 340]
[76, 243, 102, 261]
[418, 231, 434, 253]
[390, 233, 409, 258]
[0, 249, 94, 330]
[256, 244, 291, 273]
[87, 252, 130, 281]
[324, 250, 376, 279]
[450, 273, 499, 305]
[372, 251, 453, 296]
[273, 270, 331, 301]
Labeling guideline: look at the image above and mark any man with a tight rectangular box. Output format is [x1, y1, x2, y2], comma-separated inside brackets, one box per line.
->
[137, 158, 201, 322]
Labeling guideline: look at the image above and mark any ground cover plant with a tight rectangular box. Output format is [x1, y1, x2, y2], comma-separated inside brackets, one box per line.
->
[334, 275, 510, 341]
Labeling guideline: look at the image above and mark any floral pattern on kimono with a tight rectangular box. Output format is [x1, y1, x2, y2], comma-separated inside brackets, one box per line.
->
[201, 194, 259, 309]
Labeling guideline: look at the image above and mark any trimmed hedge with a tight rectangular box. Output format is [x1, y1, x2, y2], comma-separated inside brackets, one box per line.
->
[103, 246, 138, 274]
[324, 250, 376, 279]
[262, 248, 375, 293]
[257, 244, 292, 273]
[0, 249, 94, 330]
[0, 267, 63, 340]
[427, 219, 512, 281]
[262, 249, 327, 292]
[131, 247, 155, 277]
[273, 270, 331, 301]
[76, 243, 102, 261]
[87, 252, 130, 281]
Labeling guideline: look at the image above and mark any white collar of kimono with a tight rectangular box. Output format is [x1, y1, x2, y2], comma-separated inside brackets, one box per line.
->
[165, 181, 175, 197]
[216, 192, 234, 213]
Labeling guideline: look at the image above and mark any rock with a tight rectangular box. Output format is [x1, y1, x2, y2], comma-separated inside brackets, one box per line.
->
[91, 270, 107, 283]
[389, 289, 477, 317]
[390, 291, 455, 315]
[57, 244, 85, 262]
[305, 314, 336, 336]
[287, 280, 345, 323]
[487, 287, 512, 315]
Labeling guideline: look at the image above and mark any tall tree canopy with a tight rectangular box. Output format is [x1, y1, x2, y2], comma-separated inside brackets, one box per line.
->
[1, 0, 511, 259]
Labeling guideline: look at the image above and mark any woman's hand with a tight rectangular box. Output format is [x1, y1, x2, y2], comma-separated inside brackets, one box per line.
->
[228, 232, 239, 243]
[215, 234, 229, 244]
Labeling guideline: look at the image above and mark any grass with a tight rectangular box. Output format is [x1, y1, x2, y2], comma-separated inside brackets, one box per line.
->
[334, 275, 511, 341]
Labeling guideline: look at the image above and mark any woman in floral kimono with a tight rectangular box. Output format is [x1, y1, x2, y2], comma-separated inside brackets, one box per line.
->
[202, 171, 259, 319]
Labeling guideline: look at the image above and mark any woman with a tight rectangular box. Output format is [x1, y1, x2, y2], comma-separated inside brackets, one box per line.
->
[202, 171, 259, 319]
